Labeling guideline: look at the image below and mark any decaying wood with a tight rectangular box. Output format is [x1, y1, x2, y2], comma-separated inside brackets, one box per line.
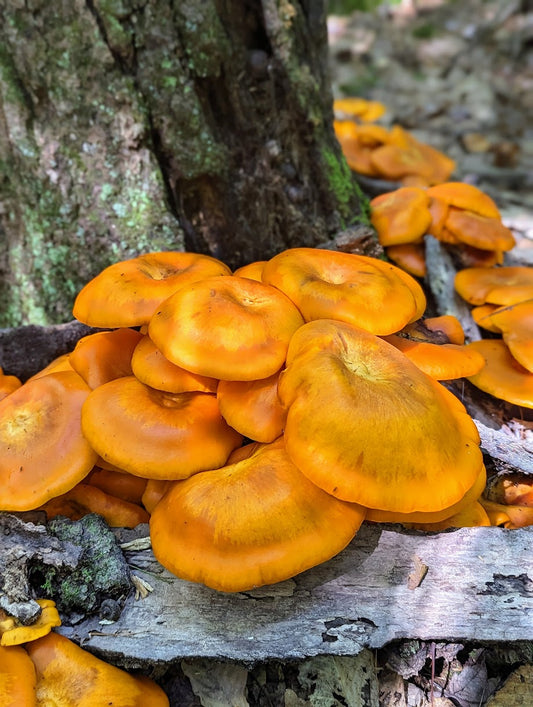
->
[55, 523, 533, 667]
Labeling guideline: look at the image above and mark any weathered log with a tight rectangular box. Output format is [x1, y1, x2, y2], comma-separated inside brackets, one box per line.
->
[56, 523, 533, 668]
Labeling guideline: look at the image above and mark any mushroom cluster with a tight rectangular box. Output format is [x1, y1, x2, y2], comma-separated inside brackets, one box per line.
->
[334, 116, 455, 188]
[0, 603, 168, 706]
[0, 248, 489, 592]
[370, 182, 516, 277]
[453, 266, 533, 409]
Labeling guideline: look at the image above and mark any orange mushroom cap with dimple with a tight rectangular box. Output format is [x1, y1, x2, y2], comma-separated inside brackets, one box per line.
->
[73, 251, 232, 328]
[149, 275, 304, 381]
[455, 266, 533, 306]
[150, 437, 366, 592]
[26, 632, 169, 706]
[487, 299, 533, 373]
[370, 187, 432, 247]
[217, 371, 286, 443]
[69, 328, 143, 389]
[82, 376, 242, 479]
[0, 644, 36, 707]
[262, 247, 426, 336]
[279, 319, 482, 512]
[466, 338, 533, 408]
[0, 371, 98, 511]
[444, 208, 516, 252]
[426, 182, 501, 219]
[131, 335, 219, 394]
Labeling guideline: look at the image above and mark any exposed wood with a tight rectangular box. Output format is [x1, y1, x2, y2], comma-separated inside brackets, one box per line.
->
[56, 523, 533, 667]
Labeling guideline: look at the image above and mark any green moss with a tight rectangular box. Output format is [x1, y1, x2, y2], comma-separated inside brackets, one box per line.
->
[321, 147, 371, 227]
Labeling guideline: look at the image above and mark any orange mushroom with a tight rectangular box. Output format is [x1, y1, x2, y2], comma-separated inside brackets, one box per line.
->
[455, 266, 533, 306]
[426, 182, 501, 219]
[26, 353, 73, 381]
[233, 260, 267, 281]
[141, 479, 173, 514]
[466, 339, 533, 408]
[73, 251, 232, 328]
[0, 367, 21, 401]
[386, 243, 427, 278]
[471, 304, 502, 332]
[279, 319, 482, 512]
[0, 600, 61, 647]
[485, 299, 533, 372]
[39, 483, 150, 528]
[86, 467, 148, 505]
[403, 501, 491, 531]
[149, 275, 304, 381]
[333, 97, 386, 122]
[131, 335, 219, 394]
[69, 328, 144, 389]
[0, 371, 98, 511]
[486, 472, 533, 508]
[408, 315, 466, 346]
[480, 497, 533, 528]
[150, 437, 366, 592]
[81, 376, 242, 479]
[26, 632, 169, 706]
[261, 247, 426, 336]
[217, 371, 286, 443]
[427, 197, 450, 239]
[444, 208, 515, 252]
[370, 187, 432, 247]
[0, 644, 36, 706]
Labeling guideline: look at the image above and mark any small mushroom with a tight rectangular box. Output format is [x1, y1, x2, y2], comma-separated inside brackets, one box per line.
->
[455, 266, 533, 306]
[69, 328, 144, 389]
[0, 600, 61, 647]
[444, 208, 515, 252]
[484, 299, 533, 372]
[386, 243, 427, 278]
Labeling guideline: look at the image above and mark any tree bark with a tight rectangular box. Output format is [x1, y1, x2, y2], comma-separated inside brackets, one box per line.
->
[0, 0, 369, 327]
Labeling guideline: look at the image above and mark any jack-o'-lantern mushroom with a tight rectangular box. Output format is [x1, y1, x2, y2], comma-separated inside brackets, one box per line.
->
[73, 251, 231, 328]
[81, 376, 242, 479]
[150, 437, 366, 592]
[262, 247, 426, 335]
[0, 371, 97, 511]
[149, 275, 304, 381]
[25, 632, 169, 706]
[278, 319, 483, 512]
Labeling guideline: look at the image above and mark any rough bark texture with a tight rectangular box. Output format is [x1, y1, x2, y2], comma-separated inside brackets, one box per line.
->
[0, 0, 369, 327]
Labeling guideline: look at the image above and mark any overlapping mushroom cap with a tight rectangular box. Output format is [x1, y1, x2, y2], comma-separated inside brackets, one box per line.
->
[262, 247, 425, 335]
[0, 371, 97, 511]
[150, 437, 366, 592]
[81, 376, 242, 479]
[278, 319, 482, 512]
[73, 251, 231, 327]
[149, 275, 304, 381]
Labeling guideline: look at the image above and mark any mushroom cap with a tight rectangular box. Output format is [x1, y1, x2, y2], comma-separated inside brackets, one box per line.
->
[404, 501, 491, 531]
[427, 197, 450, 239]
[86, 467, 148, 505]
[131, 335, 219, 393]
[406, 315, 465, 346]
[0, 371, 97, 511]
[426, 182, 501, 219]
[386, 243, 427, 278]
[73, 251, 231, 327]
[217, 371, 286, 443]
[455, 266, 533, 306]
[466, 339, 533, 408]
[444, 208, 515, 252]
[0, 367, 21, 402]
[261, 247, 426, 336]
[81, 376, 242, 479]
[279, 320, 482, 512]
[69, 328, 143, 389]
[233, 260, 267, 281]
[367, 462, 486, 524]
[0, 599, 61, 647]
[149, 275, 304, 381]
[26, 632, 169, 706]
[333, 97, 386, 122]
[485, 299, 533, 372]
[0, 644, 36, 706]
[471, 304, 502, 332]
[480, 497, 533, 529]
[150, 437, 366, 592]
[382, 334, 485, 380]
[370, 187, 432, 247]
[27, 353, 74, 381]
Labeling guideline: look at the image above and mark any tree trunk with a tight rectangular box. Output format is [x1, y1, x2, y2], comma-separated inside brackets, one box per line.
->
[0, 0, 369, 327]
